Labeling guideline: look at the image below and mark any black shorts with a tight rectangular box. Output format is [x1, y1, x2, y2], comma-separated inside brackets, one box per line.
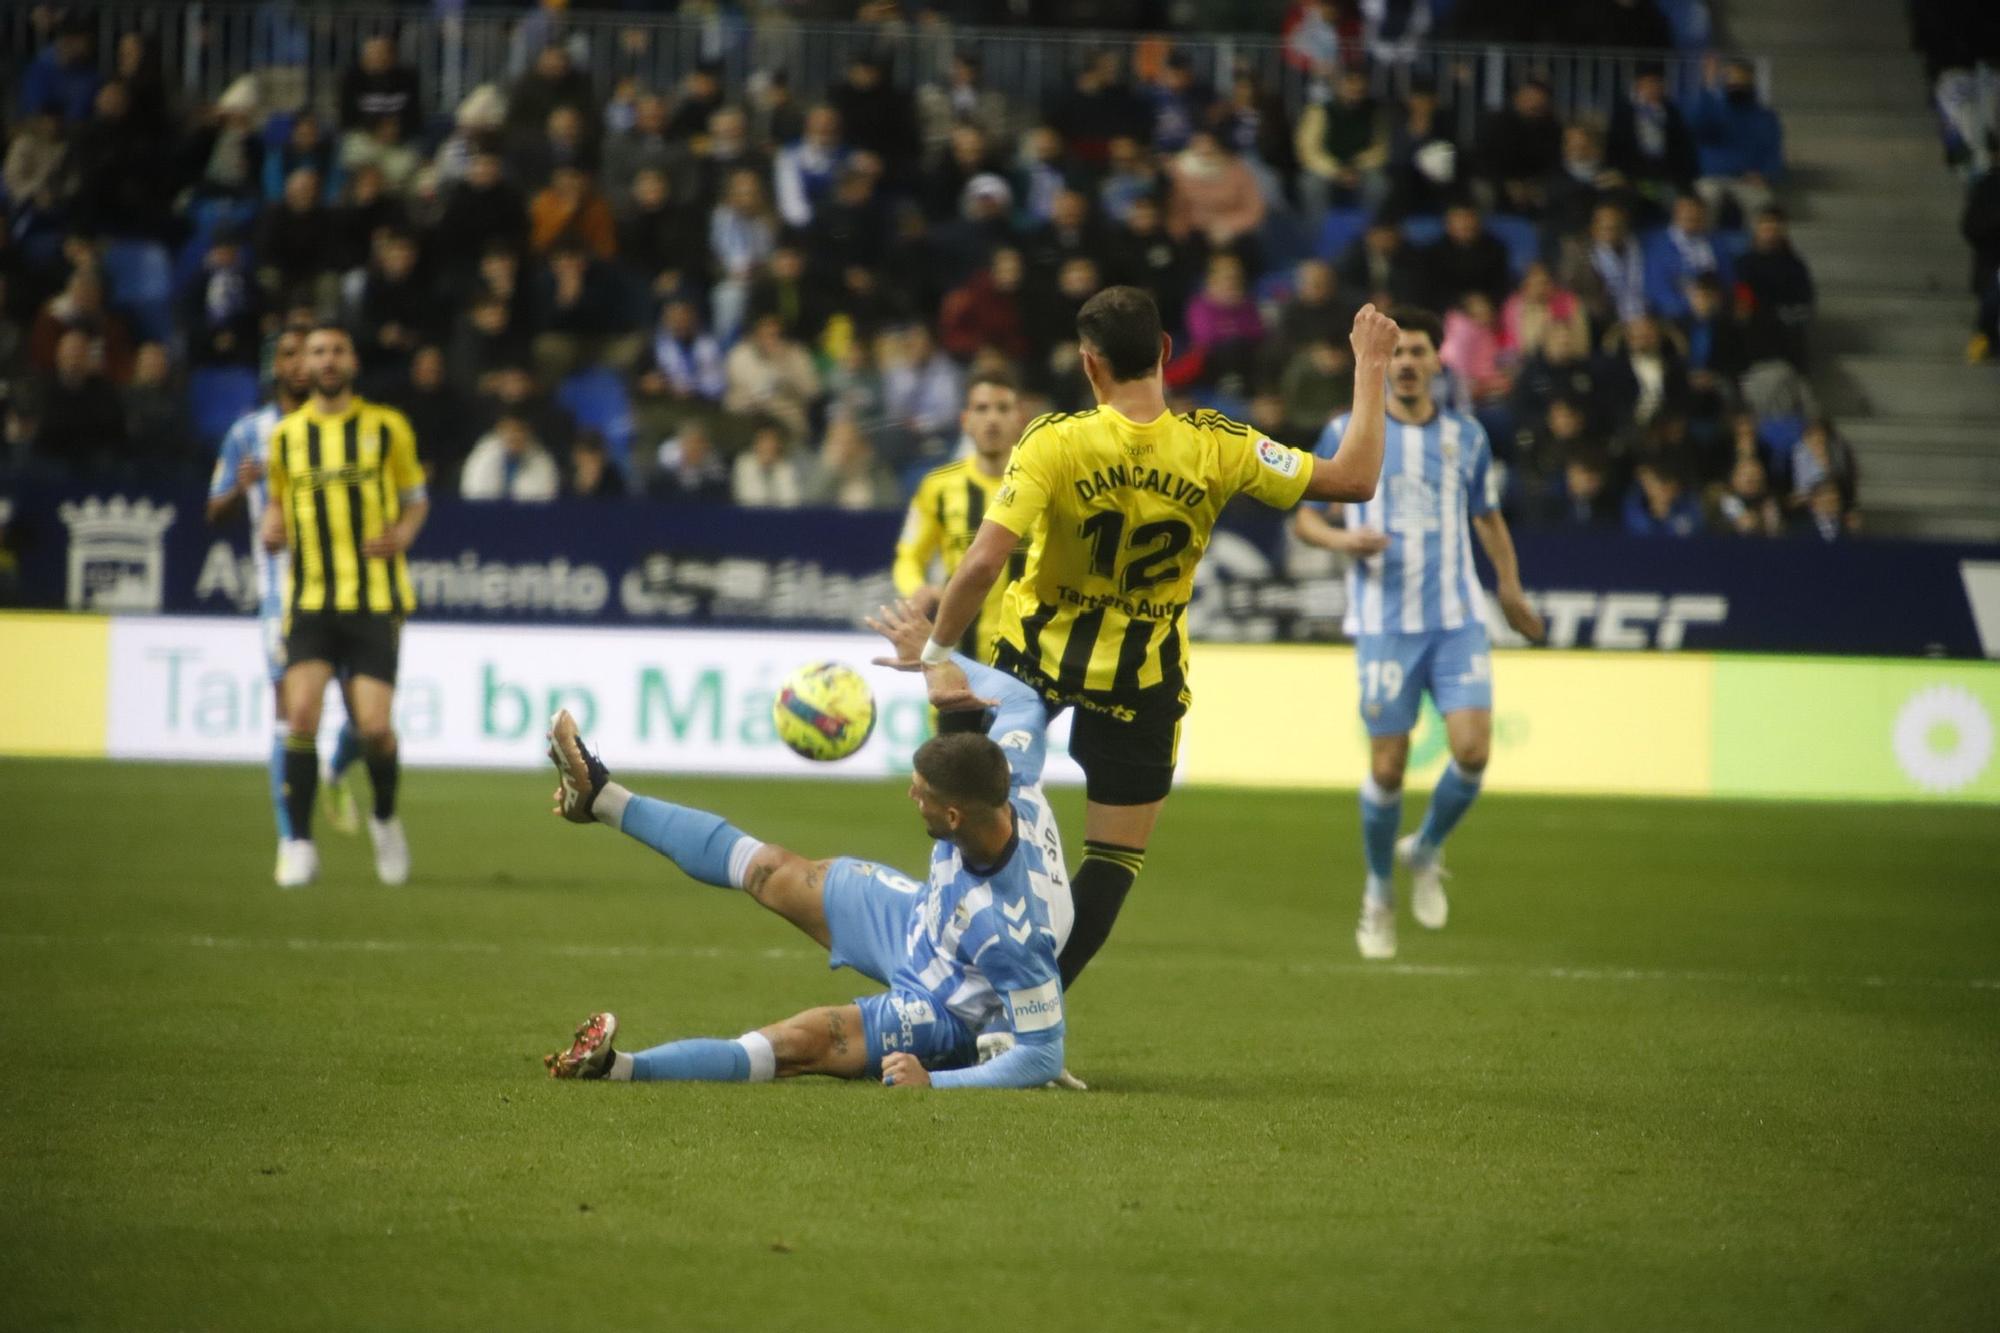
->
[284, 611, 402, 684]
[992, 643, 1187, 806]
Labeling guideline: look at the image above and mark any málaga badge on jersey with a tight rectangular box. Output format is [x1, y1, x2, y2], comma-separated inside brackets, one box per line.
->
[1256, 438, 1301, 478]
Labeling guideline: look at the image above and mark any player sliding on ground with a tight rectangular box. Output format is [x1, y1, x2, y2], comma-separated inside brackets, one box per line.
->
[1293, 306, 1546, 960]
[899, 289, 1400, 989]
[541, 624, 1076, 1090]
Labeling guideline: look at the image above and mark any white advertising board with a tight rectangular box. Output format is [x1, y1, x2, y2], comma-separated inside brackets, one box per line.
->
[103, 616, 1083, 782]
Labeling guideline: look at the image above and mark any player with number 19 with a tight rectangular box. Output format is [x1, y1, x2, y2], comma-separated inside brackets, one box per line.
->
[1293, 306, 1545, 961]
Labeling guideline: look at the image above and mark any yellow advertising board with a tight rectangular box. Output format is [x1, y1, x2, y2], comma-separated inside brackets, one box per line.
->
[1178, 645, 1713, 795]
[0, 613, 110, 756]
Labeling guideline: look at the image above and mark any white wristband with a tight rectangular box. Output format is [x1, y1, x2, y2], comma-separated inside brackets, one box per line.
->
[919, 638, 955, 667]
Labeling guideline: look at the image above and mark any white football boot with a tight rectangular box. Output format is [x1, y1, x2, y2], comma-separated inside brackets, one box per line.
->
[1398, 834, 1449, 930]
[368, 816, 410, 886]
[275, 839, 318, 889]
[1355, 899, 1398, 960]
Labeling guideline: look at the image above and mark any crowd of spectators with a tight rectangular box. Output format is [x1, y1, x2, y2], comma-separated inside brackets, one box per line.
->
[1912, 0, 2000, 364]
[1, 0, 1856, 543]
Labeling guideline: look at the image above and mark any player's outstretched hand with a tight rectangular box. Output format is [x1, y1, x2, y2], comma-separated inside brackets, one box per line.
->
[866, 599, 997, 712]
[1350, 303, 1400, 367]
[881, 1052, 931, 1088]
[922, 661, 998, 715]
[1498, 584, 1546, 644]
[864, 598, 932, 671]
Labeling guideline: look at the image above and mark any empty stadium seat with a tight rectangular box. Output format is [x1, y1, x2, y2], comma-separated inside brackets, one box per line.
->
[1317, 208, 1370, 262]
[557, 367, 637, 472]
[102, 240, 176, 344]
[1484, 214, 1544, 279]
[188, 366, 262, 445]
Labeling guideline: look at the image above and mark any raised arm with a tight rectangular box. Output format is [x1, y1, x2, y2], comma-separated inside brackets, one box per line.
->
[1300, 305, 1399, 503]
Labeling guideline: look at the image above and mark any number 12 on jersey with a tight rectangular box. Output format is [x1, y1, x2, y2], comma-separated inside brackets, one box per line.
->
[1080, 511, 1193, 595]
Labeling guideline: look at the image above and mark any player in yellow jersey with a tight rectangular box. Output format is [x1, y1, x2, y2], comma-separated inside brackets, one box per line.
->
[891, 370, 1030, 657]
[892, 287, 1399, 987]
[260, 325, 429, 889]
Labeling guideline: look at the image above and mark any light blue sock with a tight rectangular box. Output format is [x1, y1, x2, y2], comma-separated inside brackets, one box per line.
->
[1416, 762, 1484, 859]
[608, 789, 759, 889]
[327, 722, 363, 780]
[630, 1038, 751, 1082]
[1359, 778, 1401, 908]
[269, 726, 292, 840]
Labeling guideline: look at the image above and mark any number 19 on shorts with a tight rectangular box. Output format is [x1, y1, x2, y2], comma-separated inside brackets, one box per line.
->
[1363, 660, 1405, 704]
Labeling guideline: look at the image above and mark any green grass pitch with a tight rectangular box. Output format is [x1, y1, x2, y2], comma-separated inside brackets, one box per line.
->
[2, 758, 1997, 1331]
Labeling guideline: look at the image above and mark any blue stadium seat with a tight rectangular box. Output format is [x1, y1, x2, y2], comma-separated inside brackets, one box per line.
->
[1254, 273, 1294, 310]
[1655, 0, 1712, 51]
[102, 240, 176, 343]
[189, 366, 262, 446]
[1399, 214, 1444, 247]
[1260, 210, 1312, 271]
[261, 111, 297, 152]
[1317, 208, 1370, 261]
[557, 367, 637, 472]
[1484, 214, 1544, 279]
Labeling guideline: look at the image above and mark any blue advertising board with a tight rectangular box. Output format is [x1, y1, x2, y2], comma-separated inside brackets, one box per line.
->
[4, 482, 1996, 658]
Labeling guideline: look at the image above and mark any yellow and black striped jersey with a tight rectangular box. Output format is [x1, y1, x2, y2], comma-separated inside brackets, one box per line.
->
[266, 398, 424, 615]
[893, 458, 1031, 659]
[984, 406, 1314, 699]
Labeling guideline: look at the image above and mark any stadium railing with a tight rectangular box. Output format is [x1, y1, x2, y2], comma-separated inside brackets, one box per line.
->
[5, 3, 1769, 146]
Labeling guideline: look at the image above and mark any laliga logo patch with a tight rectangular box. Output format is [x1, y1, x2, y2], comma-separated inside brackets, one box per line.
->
[1256, 438, 1301, 478]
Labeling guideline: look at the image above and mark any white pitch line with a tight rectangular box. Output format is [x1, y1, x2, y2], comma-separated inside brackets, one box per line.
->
[2, 932, 1996, 993]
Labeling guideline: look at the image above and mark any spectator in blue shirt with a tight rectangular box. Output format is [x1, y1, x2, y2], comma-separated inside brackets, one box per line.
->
[1623, 458, 1705, 537]
[773, 105, 850, 229]
[1688, 56, 1783, 226]
[1147, 54, 1210, 155]
[18, 19, 101, 124]
[1644, 194, 1733, 321]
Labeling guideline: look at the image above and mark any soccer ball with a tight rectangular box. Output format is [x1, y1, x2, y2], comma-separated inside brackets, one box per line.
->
[773, 661, 877, 762]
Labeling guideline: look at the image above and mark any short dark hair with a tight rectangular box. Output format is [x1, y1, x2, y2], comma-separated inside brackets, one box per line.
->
[966, 368, 1018, 399]
[1386, 304, 1443, 350]
[306, 321, 355, 347]
[1076, 285, 1163, 381]
[912, 732, 1011, 811]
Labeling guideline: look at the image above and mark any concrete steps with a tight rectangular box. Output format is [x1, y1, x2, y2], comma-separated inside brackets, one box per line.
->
[1823, 355, 2000, 418]
[1786, 222, 1966, 292]
[1868, 513, 2000, 541]
[1815, 292, 1969, 358]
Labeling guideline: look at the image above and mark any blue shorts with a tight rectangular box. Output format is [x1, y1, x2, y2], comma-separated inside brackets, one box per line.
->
[1355, 624, 1493, 737]
[822, 857, 926, 985]
[821, 857, 977, 1074]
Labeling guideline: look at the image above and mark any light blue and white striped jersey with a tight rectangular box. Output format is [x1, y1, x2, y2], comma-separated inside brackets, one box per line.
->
[894, 658, 1074, 1087]
[1315, 408, 1499, 637]
[208, 403, 285, 615]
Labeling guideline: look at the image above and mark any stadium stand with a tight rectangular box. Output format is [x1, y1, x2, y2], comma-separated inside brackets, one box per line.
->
[5, 0, 1957, 548]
